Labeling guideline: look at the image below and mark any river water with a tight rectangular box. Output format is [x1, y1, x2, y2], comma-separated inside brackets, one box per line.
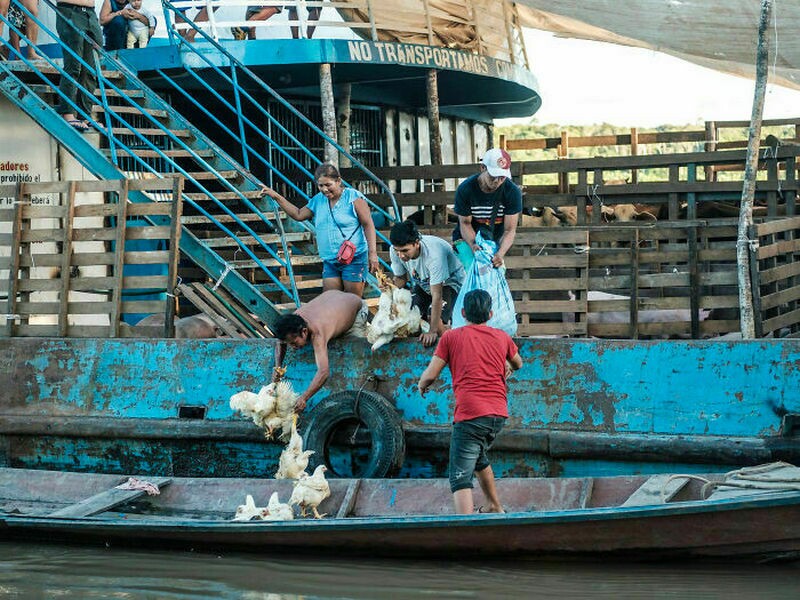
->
[0, 542, 799, 599]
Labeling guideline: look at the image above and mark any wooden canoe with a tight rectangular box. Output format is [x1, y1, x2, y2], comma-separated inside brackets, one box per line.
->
[1, 467, 799, 561]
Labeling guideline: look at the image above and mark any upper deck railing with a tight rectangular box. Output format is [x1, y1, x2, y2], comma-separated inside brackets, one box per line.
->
[165, 0, 529, 67]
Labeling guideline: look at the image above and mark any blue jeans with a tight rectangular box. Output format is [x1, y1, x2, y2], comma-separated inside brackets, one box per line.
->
[322, 252, 367, 282]
[448, 416, 505, 493]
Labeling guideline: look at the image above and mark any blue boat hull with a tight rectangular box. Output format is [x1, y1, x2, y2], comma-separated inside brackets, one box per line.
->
[2, 337, 799, 478]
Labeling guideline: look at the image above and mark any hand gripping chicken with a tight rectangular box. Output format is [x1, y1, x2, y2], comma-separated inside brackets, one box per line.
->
[229, 376, 300, 440]
[274, 414, 315, 480]
[366, 270, 425, 351]
[289, 465, 330, 519]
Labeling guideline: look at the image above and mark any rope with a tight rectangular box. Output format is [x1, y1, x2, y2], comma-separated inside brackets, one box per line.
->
[348, 375, 376, 444]
[702, 462, 800, 499]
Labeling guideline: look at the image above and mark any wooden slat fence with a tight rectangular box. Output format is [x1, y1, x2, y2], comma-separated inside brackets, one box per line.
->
[2, 178, 183, 338]
[754, 216, 800, 338]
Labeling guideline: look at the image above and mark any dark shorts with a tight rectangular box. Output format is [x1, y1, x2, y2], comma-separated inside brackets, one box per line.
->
[411, 284, 458, 324]
[448, 416, 506, 493]
[322, 252, 367, 282]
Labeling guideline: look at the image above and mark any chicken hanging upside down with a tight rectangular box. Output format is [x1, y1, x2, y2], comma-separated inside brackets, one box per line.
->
[289, 465, 330, 519]
[229, 374, 299, 440]
[366, 270, 427, 351]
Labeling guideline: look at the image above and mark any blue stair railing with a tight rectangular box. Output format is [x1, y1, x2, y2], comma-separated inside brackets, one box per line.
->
[0, 0, 399, 328]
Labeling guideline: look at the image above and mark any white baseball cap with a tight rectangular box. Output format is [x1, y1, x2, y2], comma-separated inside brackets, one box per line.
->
[480, 148, 512, 178]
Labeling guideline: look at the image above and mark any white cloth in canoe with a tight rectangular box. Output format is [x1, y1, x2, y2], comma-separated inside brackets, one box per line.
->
[115, 477, 162, 496]
[704, 462, 800, 500]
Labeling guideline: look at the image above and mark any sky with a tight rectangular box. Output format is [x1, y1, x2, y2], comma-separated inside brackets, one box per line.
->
[499, 29, 800, 128]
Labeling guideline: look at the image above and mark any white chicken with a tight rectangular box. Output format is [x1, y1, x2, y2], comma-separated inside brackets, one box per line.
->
[366, 270, 426, 351]
[229, 373, 299, 440]
[289, 465, 330, 519]
[261, 491, 295, 521]
[275, 415, 315, 480]
[232, 494, 269, 521]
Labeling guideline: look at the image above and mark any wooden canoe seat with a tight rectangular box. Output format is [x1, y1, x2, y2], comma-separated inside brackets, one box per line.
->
[621, 474, 689, 507]
[336, 479, 361, 519]
[49, 477, 172, 518]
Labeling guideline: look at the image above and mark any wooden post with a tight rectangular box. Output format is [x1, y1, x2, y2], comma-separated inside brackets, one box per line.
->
[630, 127, 638, 184]
[109, 181, 129, 338]
[737, 0, 773, 339]
[705, 120, 717, 181]
[5, 183, 24, 337]
[426, 68, 444, 224]
[319, 63, 338, 166]
[57, 182, 77, 337]
[427, 69, 443, 167]
[337, 82, 352, 169]
[165, 177, 184, 339]
[558, 131, 569, 193]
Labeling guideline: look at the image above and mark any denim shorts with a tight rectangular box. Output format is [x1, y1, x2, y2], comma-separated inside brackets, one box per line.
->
[322, 252, 367, 282]
[448, 415, 506, 493]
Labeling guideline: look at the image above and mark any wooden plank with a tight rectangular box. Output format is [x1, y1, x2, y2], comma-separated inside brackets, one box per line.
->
[49, 477, 172, 518]
[5, 185, 24, 337]
[121, 275, 169, 289]
[621, 474, 691, 507]
[126, 203, 176, 216]
[178, 284, 242, 338]
[210, 286, 272, 338]
[16, 301, 113, 315]
[18, 252, 117, 268]
[578, 478, 594, 509]
[58, 182, 77, 337]
[110, 184, 129, 338]
[165, 178, 184, 339]
[336, 479, 361, 519]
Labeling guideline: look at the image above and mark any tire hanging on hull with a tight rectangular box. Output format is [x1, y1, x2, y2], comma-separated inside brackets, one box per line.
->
[301, 390, 406, 478]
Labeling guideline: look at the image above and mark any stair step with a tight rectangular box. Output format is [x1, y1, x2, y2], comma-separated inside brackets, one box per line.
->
[95, 88, 146, 98]
[7, 61, 123, 79]
[257, 278, 324, 293]
[201, 232, 312, 248]
[111, 127, 193, 138]
[184, 191, 266, 201]
[181, 212, 285, 224]
[231, 255, 322, 269]
[273, 295, 380, 311]
[108, 148, 215, 159]
[160, 170, 240, 181]
[94, 105, 168, 118]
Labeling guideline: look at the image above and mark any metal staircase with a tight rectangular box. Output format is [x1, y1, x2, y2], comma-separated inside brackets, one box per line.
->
[0, 0, 399, 332]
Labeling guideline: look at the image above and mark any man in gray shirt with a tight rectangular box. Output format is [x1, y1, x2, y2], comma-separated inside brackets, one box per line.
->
[390, 220, 465, 347]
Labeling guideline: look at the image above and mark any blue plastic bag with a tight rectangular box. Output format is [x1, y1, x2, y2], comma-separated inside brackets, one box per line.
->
[451, 232, 517, 336]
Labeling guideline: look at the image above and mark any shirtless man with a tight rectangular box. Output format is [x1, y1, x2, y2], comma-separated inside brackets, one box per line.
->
[272, 290, 363, 412]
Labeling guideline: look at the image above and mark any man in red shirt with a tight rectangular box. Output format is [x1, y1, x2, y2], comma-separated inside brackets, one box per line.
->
[418, 289, 522, 514]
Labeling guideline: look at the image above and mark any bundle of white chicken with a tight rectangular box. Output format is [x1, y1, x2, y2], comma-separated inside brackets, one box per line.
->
[232, 492, 294, 522]
[274, 415, 314, 480]
[229, 370, 298, 440]
[366, 270, 426, 351]
[289, 465, 330, 519]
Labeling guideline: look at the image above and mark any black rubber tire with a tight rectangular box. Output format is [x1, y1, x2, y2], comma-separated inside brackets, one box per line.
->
[301, 390, 405, 478]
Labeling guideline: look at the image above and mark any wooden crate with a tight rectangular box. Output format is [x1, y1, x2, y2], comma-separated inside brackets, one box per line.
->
[754, 216, 800, 337]
[3, 178, 183, 338]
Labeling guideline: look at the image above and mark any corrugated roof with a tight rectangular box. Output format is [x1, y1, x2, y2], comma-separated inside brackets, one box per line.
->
[516, 0, 800, 90]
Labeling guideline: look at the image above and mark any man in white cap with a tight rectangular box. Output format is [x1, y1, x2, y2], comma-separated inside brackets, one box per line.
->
[452, 148, 522, 268]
